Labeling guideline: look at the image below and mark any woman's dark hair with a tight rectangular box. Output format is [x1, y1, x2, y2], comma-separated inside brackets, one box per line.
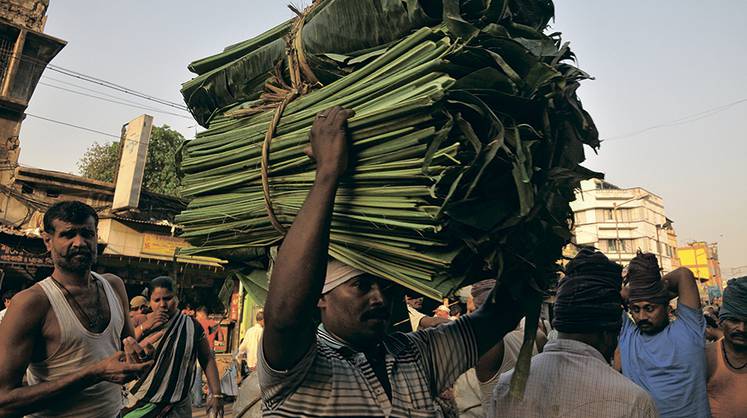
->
[149, 276, 175, 293]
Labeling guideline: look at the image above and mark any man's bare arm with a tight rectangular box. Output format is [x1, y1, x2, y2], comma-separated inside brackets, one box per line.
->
[664, 267, 700, 310]
[475, 342, 506, 382]
[418, 316, 450, 330]
[263, 106, 354, 370]
[0, 288, 149, 416]
[468, 284, 531, 357]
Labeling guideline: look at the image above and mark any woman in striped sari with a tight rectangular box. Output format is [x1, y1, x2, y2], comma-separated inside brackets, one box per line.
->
[123, 277, 224, 418]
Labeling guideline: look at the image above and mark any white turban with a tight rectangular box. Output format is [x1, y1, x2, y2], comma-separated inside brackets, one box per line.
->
[323, 259, 366, 294]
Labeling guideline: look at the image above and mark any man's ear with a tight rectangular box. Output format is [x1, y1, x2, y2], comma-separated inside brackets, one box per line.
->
[317, 294, 327, 309]
[42, 231, 53, 251]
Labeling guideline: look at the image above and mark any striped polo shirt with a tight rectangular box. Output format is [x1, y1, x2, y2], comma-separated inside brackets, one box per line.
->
[258, 316, 479, 417]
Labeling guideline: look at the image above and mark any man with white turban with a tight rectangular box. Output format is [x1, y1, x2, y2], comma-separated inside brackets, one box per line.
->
[257, 106, 530, 417]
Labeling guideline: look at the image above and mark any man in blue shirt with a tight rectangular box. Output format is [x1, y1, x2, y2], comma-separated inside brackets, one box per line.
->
[618, 252, 711, 418]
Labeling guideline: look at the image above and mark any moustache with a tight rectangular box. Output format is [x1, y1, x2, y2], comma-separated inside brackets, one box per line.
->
[65, 249, 92, 258]
[361, 308, 390, 321]
[729, 332, 747, 340]
[636, 320, 652, 328]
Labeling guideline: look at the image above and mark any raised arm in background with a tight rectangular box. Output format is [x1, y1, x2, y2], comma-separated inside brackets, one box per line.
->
[663, 267, 700, 310]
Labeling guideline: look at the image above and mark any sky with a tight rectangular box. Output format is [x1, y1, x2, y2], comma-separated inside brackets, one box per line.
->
[18, 1, 747, 274]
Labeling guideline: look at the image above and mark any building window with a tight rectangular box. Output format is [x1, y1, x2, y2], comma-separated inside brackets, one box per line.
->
[606, 239, 630, 253]
[604, 209, 614, 221]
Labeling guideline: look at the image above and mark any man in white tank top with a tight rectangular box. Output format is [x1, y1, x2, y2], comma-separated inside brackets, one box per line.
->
[0, 201, 153, 417]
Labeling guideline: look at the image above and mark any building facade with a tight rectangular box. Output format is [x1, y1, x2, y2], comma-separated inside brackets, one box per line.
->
[570, 179, 680, 272]
[677, 242, 722, 300]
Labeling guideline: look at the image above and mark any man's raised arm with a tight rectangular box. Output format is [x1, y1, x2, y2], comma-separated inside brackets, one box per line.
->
[263, 106, 355, 370]
[663, 267, 700, 310]
[469, 283, 532, 356]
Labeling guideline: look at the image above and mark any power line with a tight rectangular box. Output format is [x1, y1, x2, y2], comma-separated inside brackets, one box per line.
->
[605, 97, 747, 141]
[47, 64, 189, 111]
[43, 74, 189, 113]
[9, 54, 190, 111]
[38, 81, 194, 120]
[24, 113, 121, 139]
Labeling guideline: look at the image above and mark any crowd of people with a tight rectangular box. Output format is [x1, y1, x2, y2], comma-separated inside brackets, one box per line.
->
[0, 106, 744, 417]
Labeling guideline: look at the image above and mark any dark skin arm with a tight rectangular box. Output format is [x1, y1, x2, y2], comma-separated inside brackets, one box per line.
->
[263, 106, 355, 370]
[133, 310, 169, 341]
[475, 327, 545, 382]
[0, 287, 150, 416]
[468, 286, 528, 360]
[663, 267, 700, 310]
[418, 316, 450, 330]
[197, 337, 224, 418]
[102, 273, 159, 361]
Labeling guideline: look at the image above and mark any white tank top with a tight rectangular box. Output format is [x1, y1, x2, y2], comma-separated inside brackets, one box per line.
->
[26, 273, 125, 418]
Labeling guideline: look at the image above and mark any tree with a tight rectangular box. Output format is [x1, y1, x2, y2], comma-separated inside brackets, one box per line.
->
[77, 125, 186, 196]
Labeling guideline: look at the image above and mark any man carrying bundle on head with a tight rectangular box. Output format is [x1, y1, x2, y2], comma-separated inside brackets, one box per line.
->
[618, 252, 711, 418]
[489, 248, 658, 417]
[259, 106, 529, 417]
[705, 276, 747, 417]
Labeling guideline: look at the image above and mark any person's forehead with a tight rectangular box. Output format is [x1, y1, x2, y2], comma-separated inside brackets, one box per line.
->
[52, 217, 96, 230]
[350, 273, 387, 283]
[151, 287, 174, 297]
[631, 301, 662, 309]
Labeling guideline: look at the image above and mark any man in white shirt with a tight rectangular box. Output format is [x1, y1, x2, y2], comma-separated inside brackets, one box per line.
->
[237, 310, 265, 372]
[406, 293, 448, 331]
[490, 248, 659, 418]
[0, 290, 17, 324]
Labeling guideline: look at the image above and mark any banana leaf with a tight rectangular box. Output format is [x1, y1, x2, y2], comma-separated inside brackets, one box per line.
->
[177, 1, 602, 305]
[182, 0, 440, 126]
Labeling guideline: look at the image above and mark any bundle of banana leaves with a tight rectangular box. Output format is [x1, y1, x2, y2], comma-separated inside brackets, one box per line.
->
[176, 0, 601, 302]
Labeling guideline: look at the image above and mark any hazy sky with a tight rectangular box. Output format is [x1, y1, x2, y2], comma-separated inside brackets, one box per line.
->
[19, 1, 746, 273]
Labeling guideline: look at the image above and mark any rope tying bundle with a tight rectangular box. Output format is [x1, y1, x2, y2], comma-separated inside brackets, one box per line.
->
[235, 1, 323, 236]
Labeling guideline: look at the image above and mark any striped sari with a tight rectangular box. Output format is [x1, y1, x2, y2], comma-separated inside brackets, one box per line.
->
[123, 313, 201, 418]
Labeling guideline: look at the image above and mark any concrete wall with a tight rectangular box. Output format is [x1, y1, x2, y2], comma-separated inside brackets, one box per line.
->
[0, 111, 22, 180]
[0, 0, 48, 32]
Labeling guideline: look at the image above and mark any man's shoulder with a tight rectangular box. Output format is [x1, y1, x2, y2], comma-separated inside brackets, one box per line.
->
[14, 285, 51, 310]
[96, 272, 125, 289]
[1, 285, 51, 328]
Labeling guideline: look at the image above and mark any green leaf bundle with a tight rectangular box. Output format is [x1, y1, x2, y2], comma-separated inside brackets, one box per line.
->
[177, 0, 601, 301]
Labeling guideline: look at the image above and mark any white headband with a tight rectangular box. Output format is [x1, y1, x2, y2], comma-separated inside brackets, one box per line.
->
[323, 259, 366, 294]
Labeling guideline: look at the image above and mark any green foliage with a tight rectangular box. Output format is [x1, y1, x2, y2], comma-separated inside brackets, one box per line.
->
[77, 125, 186, 196]
[77, 141, 119, 183]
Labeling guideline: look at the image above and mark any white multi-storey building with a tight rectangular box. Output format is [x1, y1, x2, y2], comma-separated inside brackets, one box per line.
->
[570, 179, 679, 272]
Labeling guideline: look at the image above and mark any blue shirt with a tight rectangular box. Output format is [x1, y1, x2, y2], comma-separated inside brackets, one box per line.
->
[620, 304, 711, 418]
